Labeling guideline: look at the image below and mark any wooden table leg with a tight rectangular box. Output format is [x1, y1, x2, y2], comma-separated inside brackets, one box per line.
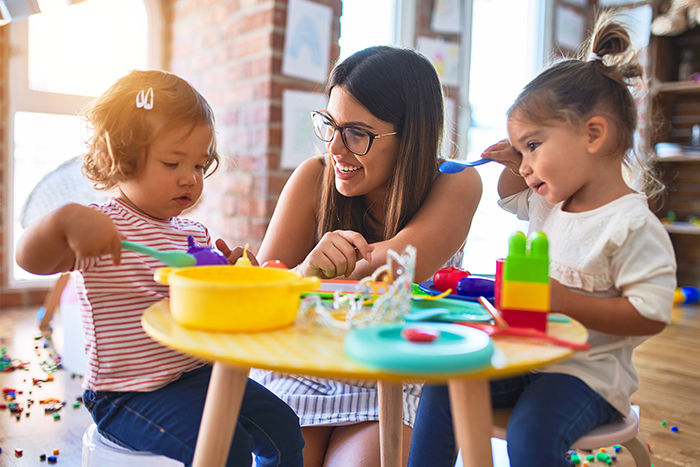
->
[448, 378, 494, 467]
[192, 362, 250, 467]
[378, 381, 403, 467]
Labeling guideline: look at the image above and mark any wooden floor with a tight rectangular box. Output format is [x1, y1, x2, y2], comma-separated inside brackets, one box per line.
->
[0, 305, 93, 467]
[1, 302, 699, 467]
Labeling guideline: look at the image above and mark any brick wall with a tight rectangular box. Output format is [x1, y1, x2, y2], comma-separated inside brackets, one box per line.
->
[0, 0, 488, 306]
[0, 0, 342, 306]
[169, 0, 342, 254]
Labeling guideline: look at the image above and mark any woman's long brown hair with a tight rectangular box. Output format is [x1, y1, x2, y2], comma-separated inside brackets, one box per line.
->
[317, 46, 445, 243]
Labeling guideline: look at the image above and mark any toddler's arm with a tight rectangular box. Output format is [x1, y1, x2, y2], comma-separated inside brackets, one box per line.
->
[16, 203, 123, 275]
[483, 139, 529, 198]
[550, 280, 666, 336]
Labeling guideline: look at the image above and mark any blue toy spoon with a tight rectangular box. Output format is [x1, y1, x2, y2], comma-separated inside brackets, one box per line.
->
[439, 158, 493, 174]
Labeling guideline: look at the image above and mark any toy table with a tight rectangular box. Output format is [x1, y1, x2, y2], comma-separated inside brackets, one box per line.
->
[142, 300, 588, 467]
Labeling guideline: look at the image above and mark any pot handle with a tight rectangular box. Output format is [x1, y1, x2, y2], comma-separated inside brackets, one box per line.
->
[154, 267, 174, 285]
[290, 276, 321, 292]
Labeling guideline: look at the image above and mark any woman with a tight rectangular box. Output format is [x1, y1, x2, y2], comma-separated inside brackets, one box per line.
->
[254, 46, 481, 467]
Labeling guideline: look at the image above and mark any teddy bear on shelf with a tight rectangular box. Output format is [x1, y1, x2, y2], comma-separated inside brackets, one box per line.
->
[651, 0, 700, 36]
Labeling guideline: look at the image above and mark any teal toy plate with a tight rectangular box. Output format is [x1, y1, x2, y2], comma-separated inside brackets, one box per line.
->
[408, 298, 491, 323]
[344, 323, 494, 375]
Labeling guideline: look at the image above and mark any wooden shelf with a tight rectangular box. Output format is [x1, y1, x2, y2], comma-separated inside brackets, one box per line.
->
[653, 81, 700, 94]
[665, 222, 700, 235]
[656, 154, 700, 162]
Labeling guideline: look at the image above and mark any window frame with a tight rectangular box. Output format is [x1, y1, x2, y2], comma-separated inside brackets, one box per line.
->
[5, 0, 165, 287]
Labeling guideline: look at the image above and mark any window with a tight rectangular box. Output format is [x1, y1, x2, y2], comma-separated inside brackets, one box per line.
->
[339, 0, 549, 274]
[8, 0, 164, 284]
[462, 0, 549, 274]
[339, 0, 397, 61]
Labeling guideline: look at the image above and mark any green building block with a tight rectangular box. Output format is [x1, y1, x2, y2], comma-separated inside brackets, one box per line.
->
[503, 231, 549, 283]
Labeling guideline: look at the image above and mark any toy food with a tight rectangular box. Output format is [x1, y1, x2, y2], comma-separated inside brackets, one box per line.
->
[433, 267, 471, 292]
[455, 276, 495, 298]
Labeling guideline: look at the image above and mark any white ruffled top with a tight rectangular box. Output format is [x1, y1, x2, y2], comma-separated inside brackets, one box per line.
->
[498, 190, 676, 414]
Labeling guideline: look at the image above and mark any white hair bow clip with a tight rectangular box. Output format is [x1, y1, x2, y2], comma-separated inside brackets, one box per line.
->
[136, 88, 154, 110]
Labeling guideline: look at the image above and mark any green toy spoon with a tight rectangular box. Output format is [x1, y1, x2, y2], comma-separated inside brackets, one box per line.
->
[121, 240, 196, 268]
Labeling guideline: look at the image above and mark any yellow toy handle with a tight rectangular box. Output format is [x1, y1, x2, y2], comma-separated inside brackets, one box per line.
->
[154, 267, 174, 285]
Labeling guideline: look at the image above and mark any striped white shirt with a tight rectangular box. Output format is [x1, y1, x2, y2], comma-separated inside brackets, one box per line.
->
[74, 198, 207, 392]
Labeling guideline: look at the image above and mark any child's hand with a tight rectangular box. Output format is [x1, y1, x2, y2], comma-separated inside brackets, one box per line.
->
[62, 205, 124, 265]
[215, 238, 259, 266]
[483, 139, 522, 172]
[295, 230, 373, 279]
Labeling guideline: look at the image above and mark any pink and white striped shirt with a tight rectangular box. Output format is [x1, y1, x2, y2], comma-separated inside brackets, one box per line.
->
[74, 198, 207, 392]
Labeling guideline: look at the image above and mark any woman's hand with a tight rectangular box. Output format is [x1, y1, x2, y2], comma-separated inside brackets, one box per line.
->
[483, 139, 522, 172]
[295, 230, 374, 279]
[215, 238, 259, 266]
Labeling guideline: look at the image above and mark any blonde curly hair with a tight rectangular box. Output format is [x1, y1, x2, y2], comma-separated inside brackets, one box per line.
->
[82, 69, 220, 190]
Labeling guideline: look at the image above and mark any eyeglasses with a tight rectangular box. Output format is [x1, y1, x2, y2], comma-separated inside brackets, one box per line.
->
[311, 111, 397, 156]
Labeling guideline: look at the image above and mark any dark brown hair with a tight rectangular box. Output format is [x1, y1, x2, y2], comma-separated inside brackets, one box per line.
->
[507, 12, 661, 198]
[82, 69, 220, 190]
[317, 46, 445, 242]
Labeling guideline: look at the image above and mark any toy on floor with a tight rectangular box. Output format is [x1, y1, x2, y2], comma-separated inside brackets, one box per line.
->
[498, 231, 550, 332]
[673, 285, 700, 305]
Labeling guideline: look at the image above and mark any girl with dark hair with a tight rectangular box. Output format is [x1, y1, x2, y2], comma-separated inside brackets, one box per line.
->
[408, 14, 676, 467]
[251, 46, 482, 466]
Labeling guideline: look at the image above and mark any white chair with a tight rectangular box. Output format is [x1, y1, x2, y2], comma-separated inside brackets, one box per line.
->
[491, 405, 651, 467]
[81, 423, 185, 467]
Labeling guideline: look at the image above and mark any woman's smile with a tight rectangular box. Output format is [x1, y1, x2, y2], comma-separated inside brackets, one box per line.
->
[334, 158, 363, 179]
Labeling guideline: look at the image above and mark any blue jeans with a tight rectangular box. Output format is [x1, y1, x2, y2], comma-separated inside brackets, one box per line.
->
[83, 366, 304, 467]
[407, 373, 618, 467]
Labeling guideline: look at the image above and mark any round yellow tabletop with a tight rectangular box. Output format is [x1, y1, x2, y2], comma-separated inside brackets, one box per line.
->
[142, 299, 588, 382]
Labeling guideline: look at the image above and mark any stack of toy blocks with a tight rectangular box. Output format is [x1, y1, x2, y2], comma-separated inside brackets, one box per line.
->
[499, 231, 549, 332]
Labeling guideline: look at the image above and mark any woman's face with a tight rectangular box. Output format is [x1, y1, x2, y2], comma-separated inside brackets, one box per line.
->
[325, 86, 400, 204]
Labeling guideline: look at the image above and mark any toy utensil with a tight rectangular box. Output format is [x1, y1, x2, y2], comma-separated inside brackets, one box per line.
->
[412, 289, 452, 301]
[404, 308, 451, 322]
[454, 296, 590, 351]
[122, 236, 228, 267]
[439, 158, 493, 174]
[122, 240, 197, 268]
[478, 296, 509, 330]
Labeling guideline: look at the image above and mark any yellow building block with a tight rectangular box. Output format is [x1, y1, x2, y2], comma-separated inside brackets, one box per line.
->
[501, 281, 550, 311]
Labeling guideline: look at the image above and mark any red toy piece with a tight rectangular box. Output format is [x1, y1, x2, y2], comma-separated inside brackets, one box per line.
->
[261, 260, 288, 269]
[432, 267, 471, 293]
[401, 326, 441, 343]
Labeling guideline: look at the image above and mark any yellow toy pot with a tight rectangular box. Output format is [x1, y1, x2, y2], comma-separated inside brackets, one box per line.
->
[154, 266, 320, 332]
